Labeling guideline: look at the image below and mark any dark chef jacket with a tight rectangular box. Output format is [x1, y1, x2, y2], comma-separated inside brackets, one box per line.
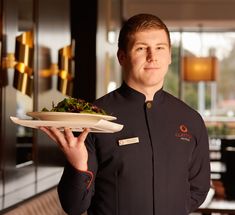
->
[58, 82, 210, 215]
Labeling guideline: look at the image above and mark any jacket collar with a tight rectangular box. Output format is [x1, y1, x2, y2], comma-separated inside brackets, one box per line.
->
[118, 82, 164, 104]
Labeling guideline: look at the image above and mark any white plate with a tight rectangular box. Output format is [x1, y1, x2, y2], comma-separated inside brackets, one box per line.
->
[10, 116, 123, 133]
[26, 112, 116, 122]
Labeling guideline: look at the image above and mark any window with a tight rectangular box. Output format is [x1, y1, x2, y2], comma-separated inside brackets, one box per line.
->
[165, 31, 235, 137]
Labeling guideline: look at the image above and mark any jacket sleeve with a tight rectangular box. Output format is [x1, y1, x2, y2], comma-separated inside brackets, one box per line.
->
[57, 134, 97, 215]
[189, 118, 211, 212]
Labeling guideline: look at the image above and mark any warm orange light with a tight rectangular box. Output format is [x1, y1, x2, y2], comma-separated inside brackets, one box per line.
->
[182, 56, 218, 82]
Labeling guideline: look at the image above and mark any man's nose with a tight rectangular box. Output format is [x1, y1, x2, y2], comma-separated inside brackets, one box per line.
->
[146, 49, 157, 62]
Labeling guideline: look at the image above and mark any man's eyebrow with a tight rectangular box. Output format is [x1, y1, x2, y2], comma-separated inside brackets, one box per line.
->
[132, 42, 169, 48]
[134, 42, 169, 46]
[156, 42, 168, 46]
[134, 42, 148, 46]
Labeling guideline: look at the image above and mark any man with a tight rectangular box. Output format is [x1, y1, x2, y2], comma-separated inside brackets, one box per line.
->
[41, 13, 210, 215]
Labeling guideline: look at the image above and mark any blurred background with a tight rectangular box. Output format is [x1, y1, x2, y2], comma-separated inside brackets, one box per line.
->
[0, 0, 235, 214]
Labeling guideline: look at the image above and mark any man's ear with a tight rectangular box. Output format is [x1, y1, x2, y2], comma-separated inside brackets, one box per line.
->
[117, 49, 126, 66]
[169, 48, 172, 65]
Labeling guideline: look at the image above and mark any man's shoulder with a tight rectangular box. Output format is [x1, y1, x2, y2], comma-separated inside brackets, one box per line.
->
[93, 88, 123, 109]
[162, 90, 187, 106]
[95, 89, 119, 102]
[162, 90, 202, 119]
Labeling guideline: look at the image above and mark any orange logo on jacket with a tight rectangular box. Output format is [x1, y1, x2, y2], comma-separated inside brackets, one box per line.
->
[180, 125, 188, 133]
[175, 124, 192, 142]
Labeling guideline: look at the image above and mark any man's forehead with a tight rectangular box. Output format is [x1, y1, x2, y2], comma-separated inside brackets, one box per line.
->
[129, 29, 169, 44]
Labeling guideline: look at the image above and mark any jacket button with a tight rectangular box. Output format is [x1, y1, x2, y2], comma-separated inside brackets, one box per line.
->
[146, 102, 152, 109]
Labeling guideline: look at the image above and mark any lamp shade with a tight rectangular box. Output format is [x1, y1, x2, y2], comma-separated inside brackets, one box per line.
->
[182, 56, 218, 82]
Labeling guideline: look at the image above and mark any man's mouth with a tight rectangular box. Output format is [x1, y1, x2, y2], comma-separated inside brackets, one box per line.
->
[144, 67, 159, 70]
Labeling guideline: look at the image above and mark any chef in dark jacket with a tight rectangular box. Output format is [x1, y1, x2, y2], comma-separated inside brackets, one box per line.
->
[41, 13, 210, 215]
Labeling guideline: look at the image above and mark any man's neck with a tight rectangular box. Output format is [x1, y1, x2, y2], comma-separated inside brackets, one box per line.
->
[126, 82, 162, 101]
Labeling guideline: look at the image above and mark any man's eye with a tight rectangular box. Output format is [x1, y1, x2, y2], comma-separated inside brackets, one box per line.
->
[136, 47, 145, 51]
[157, 46, 166, 50]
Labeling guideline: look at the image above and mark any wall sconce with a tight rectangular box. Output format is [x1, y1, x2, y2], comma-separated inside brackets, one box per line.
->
[1, 53, 16, 87]
[57, 41, 75, 96]
[2, 53, 16, 69]
[182, 56, 218, 82]
[13, 31, 34, 96]
[40, 63, 59, 78]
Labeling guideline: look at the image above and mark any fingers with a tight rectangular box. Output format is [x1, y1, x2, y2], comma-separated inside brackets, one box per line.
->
[40, 126, 90, 149]
[64, 127, 90, 148]
[77, 128, 90, 142]
[39, 126, 58, 143]
[64, 127, 76, 147]
[49, 127, 68, 147]
[40, 126, 68, 148]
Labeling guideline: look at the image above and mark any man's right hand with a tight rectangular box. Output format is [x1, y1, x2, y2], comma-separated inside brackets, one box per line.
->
[40, 127, 90, 171]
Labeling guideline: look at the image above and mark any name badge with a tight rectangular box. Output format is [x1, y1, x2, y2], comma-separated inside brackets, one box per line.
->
[118, 137, 139, 146]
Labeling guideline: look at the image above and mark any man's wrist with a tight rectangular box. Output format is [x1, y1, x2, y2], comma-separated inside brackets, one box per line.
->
[73, 162, 88, 171]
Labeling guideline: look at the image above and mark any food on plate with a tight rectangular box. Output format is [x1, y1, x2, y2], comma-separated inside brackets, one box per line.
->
[41, 97, 107, 115]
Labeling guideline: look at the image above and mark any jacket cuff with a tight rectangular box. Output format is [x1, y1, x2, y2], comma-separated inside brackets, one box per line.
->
[64, 163, 94, 189]
[77, 169, 94, 189]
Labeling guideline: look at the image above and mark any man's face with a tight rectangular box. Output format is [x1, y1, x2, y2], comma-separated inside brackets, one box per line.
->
[118, 29, 172, 93]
